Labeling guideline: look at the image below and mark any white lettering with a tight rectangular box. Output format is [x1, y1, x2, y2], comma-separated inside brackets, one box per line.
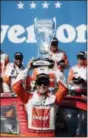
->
[26, 25, 36, 43]
[56, 24, 76, 43]
[76, 24, 87, 42]
[1, 24, 87, 43]
[33, 115, 48, 120]
[8, 25, 26, 43]
[1, 25, 9, 43]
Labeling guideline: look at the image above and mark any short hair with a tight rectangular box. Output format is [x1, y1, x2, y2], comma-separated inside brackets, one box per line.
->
[76, 51, 87, 59]
[51, 37, 58, 46]
[14, 52, 23, 60]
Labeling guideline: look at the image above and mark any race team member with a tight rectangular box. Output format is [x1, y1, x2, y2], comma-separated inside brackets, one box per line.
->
[0, 51, 9, 77]
[31, 66, 56, 93]
[31, 62, 67, 93]
[3, 52, 30, 93]
[49, 37, 69, 71]
[67, 51, 87, 96]
[0, 51, 9, 93]
[12, 60, 68, 137]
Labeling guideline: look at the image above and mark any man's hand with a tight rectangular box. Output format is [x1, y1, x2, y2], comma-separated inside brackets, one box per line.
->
[27, 60, 33, 70]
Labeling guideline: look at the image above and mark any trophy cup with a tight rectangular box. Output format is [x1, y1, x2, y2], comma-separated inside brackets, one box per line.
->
[31, 18, 56, 68]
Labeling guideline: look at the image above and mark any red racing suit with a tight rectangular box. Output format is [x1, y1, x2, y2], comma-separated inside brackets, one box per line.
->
[12, 68, 68, 137]
[0, 51, 9, 93]
[0, 51, 9, 77]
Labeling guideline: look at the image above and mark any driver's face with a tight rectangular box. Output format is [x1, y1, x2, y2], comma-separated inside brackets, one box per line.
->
[36, 84, 49, 94]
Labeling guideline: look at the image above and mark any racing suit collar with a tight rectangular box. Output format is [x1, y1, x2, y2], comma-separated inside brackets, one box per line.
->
[37, 90, 50, 97]
[31, 91, 56, 106]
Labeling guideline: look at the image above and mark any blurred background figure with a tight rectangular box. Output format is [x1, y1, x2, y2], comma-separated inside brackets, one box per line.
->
[49, 37, 69, 72]
[2, 52, 30, 93]
[0, 50, 9, 93]
[67, 51, 87, 96]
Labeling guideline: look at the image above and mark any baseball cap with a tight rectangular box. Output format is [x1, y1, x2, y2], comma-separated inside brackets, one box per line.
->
[51, 37, 58, 46]
[14, 52, 23, 60]
[36, 73, 50, 86]
[77, 51, 87, 60]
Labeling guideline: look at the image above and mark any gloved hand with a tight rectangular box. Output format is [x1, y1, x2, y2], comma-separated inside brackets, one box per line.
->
[72, 77, 86, 84]
[27, 60, 33, 70]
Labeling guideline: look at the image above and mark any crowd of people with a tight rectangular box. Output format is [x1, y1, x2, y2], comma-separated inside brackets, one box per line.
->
[0, 38, 87, 97]
[0, 38, 87, 137]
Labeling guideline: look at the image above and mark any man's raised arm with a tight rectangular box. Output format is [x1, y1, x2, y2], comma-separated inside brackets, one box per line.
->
[12, 61, 33, 104]
[55, 71, 68, 104]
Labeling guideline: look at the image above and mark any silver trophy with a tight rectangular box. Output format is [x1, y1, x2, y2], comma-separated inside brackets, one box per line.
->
[31, 18, 56, 68]
[34, 17, 56, 57]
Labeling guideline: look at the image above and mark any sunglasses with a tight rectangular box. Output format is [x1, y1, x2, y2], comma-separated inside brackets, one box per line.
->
[77, 57, 86, 60]
[15, 56, 23, 61]
[36, 80, 50, 86]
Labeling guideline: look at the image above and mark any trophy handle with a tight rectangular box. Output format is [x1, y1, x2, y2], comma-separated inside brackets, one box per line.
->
[53, 17, 56, 30]
[34, 17, 37, 22]
[34, 18, 40, 57]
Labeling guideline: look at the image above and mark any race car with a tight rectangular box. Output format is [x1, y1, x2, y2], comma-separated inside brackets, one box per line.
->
[0, 92, 87, 137]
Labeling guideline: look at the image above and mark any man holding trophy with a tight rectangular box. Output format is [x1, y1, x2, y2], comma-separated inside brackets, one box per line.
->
[12, 18, 68, 137]
[31, 18, 67, 92]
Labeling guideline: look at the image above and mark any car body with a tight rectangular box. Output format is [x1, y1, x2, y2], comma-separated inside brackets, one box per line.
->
[0, 93, 87, 137]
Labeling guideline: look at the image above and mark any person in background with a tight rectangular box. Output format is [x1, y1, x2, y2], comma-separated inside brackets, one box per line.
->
[2, 52, 30, 93]
[12, 60, 68, 137]
[67, 51, 87, 96]
[49, 37, 69, 72]
[0, 50, 9, 93]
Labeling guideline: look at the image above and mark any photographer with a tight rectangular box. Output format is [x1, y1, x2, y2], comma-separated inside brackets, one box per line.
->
[67, 51, 87, 96]
[12, 60, 68, 137]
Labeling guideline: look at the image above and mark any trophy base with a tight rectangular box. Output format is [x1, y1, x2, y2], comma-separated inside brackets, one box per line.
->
[31, 58, 54, 68]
